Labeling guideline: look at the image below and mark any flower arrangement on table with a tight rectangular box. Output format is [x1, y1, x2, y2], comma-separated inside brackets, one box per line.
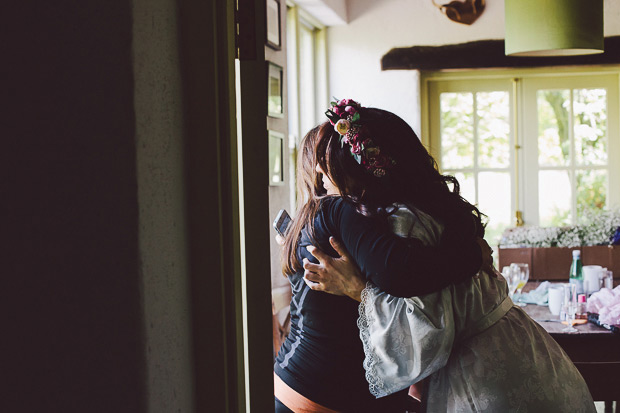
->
[499, 208, 620, 249]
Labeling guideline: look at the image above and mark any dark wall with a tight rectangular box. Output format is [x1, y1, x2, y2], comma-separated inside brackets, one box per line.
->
[5, 2, 144, 412]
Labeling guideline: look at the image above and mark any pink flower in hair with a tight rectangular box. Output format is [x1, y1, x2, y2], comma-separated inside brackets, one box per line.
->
[350, 142, 363, 155]
[325, 97, 395, 177]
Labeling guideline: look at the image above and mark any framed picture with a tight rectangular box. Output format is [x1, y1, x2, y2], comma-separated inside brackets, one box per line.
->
[266, 0, 281, 50]
[267, 62, 284, 118]
[268, 130, 284, 186]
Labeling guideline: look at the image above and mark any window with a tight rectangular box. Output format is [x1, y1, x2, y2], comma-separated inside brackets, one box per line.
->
[424, 68, 620, 244]
[286, 4, 327, 207]
[523, 76, 618, 228]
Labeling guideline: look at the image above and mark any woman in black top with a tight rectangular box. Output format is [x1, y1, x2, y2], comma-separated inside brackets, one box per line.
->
[293, 101, 595, 413]
[274, 100, 485, 412]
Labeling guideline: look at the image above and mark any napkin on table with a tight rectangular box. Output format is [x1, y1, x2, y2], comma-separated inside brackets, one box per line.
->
[513, 281, 550, 305]
[586, 285, 620, 325]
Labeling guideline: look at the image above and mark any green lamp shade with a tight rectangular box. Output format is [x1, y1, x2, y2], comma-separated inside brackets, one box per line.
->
[505, 0, 604, 56]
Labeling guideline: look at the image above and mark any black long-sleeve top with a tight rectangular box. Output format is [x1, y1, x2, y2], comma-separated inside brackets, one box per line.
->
[274, 197, 481, 412]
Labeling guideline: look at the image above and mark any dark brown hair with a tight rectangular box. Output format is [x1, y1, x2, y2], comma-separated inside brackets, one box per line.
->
[282, 108, 485, 276]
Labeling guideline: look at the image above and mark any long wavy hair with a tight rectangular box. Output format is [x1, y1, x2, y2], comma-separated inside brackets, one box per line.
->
[282, 107, 485, 276]
[281, 126, 327, 275]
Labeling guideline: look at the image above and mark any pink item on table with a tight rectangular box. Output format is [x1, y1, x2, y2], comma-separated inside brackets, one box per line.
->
[586, 285, 620, 325]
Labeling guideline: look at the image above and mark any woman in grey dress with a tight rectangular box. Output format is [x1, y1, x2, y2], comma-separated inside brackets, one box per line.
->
[303, 99, 595, 412]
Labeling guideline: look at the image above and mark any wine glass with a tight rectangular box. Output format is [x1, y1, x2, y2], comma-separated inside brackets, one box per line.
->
[501, 266, 511, 284]
[562, 301, 578, 333]
[509, 263, 530, 306]
[502, 266, 518, 300]
[563, 302, 579, 333]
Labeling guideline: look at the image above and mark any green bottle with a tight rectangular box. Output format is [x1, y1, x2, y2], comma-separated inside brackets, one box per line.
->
[569, 250, 584, 295]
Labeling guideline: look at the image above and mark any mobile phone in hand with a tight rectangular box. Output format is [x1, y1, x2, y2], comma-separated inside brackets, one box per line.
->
[273, 209, 292, 237]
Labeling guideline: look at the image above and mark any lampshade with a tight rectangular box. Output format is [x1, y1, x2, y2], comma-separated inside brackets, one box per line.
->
[505, 0, 604, 56]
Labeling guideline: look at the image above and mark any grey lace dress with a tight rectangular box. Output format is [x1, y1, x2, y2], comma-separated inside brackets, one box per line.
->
[357, 205, 596, 413]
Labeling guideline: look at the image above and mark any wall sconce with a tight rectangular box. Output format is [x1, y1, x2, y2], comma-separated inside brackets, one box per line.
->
[505, 0, 604, 56]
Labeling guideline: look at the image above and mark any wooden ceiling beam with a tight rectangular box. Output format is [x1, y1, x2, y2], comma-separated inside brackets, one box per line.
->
[381, 36, 620, 71]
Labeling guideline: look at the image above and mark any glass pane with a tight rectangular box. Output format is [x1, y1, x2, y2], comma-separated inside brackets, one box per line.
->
[269, 132, 284, 185]
[477, 91, 510, 168]
[574, 88, 607, 166]
[576, 169, 607, 218]
[478, 172, 511, 245]
[440, 93, 473, 169]
[539, 170, 571, 226]
[537, 90, 570, 167]
[451, 171, 475, 205]
[299, 25, 315, 136]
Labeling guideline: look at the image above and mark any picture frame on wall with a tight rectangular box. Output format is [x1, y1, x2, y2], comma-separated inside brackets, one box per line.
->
[266, 0, 281, 50]
[267, 62, 284, 118]
[268, 130, 285, 186]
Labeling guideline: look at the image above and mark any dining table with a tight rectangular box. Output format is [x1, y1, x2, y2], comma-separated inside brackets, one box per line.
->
[521, 281, 620, 412]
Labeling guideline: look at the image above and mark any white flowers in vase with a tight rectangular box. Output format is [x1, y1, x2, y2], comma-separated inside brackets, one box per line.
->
[499, 208, 620, 248]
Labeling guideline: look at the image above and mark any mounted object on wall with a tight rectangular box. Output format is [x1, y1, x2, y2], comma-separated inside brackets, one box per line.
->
[505, 0, 604, 56]
[432, 0, 485, 25]
[266, 0, 282, 50]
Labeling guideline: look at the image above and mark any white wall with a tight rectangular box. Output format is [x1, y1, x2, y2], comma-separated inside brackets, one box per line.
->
[326, 0, 620, 134]
[296, 0, 348, 25]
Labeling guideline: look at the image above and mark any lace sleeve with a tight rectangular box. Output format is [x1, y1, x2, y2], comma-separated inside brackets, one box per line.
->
[358, 284, 456, 398]
[357, 282, 385, 398]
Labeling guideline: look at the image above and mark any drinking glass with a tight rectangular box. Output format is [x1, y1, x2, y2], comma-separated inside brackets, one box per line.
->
[562, 283, 578, 333]
[509, 263, 530, 306]
[604, 270, 614, 290]
[562, 302, 579, 333]
[502, 266, 518, 300]
[501, 266, 511, 284]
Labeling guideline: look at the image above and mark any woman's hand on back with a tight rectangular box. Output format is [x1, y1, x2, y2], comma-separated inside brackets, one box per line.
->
[302, 237, 366, 302]
[302, 235, 499, 300]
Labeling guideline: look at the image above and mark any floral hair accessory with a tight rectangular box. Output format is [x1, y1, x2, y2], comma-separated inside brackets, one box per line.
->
[325, 98, 395, 177]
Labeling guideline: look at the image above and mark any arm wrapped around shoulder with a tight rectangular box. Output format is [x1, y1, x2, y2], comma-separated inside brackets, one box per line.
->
[358, 285, 455, 398]
[325, 197, 483, 297]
